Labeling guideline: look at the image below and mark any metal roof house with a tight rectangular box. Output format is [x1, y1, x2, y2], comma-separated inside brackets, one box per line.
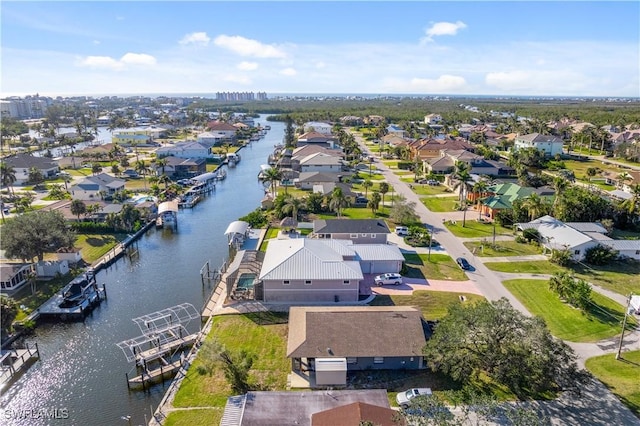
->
[257, 238, 403, 303]
[516, 215, 640, 260]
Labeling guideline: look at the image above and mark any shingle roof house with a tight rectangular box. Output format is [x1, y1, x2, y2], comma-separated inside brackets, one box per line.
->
[312, 219, 390, 244]
[3, 153, 60, 184]
[287, 306, 427, 372]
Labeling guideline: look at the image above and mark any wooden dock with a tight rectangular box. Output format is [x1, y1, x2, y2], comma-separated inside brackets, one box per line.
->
[0, 344, 40, 391]
[127, 359, 183, 389]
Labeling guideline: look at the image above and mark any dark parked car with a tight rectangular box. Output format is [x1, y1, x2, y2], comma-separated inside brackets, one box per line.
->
[456, 257, 471, 270]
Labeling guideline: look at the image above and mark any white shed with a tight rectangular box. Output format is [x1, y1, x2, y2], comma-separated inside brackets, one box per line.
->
[315, 357, 347, 386]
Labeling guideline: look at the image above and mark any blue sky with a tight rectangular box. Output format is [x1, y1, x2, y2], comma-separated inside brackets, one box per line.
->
[1, 1, 639, 97]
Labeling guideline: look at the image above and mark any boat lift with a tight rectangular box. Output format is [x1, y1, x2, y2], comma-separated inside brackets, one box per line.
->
[116, 303, 201, 389]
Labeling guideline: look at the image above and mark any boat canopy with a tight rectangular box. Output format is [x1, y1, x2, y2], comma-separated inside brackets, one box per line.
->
[157, 200, 179, 214]
[225, 220, 249, 236]
[191, 172, 218, 183]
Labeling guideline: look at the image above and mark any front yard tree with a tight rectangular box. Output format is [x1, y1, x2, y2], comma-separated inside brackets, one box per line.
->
[390, 195, 419, 225]
[70, 199, 87, 221]
[423, 298, 587, 398]
[0, 210, 75, 262]
[1, 295, 18, 336]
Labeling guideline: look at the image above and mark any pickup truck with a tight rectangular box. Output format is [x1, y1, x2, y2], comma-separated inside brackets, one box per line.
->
[396, 388, 432, 408]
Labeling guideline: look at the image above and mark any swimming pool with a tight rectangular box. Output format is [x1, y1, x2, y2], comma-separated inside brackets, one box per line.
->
[237, 273, 256, 290]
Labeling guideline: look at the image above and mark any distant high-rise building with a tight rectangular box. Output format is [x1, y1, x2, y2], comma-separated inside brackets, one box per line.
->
[215, 91, 267, 101]
[0, 95, 50, 119]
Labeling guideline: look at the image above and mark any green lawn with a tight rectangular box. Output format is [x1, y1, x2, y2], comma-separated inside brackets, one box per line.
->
[163, 408, 223, 426]
[75, 233, 127, 263]
[421, 196, 459, 212]
[485, 260, 640, 296]
[264, 227, 279, 240]
[463, 240, 542, 257]
[560, 159, 623, 181]
[369, 290, 485, 320]
[444, 220, 514, 238]
[484, 260, 566, 275]
[585, 350, 640, 418]
[317, 208, 380, 220]
[502, 279, 634, 342]
[172, 313, 290, 408]
[409, 184, 451, 196]
[403, 253, 469, 281]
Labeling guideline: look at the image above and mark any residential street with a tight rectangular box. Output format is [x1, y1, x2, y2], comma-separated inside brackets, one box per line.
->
[350, 131, 640, 423]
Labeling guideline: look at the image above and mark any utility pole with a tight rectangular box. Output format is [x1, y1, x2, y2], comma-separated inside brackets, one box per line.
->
[616, 294, 633, 360]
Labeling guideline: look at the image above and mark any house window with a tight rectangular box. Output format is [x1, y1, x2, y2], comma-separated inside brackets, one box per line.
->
[350, 233, 358, 239]
[361, 233, 367, 237]
[373, 357, 384, 364]
[343, 280, 350, 285]
[305, 280, 312, 286]
[283, 280, 290, 285]
[574, 250, 580, 255]
[636, 250, 640, 255]
[347, 357, 357, 364]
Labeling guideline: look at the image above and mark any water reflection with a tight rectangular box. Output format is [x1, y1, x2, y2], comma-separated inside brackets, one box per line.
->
[1, 116, 282, 425]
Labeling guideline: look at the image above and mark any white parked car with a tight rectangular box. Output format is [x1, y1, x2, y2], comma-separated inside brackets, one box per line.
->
[396, 388, 433, 408]
[395, 226, 409, 236]
[374, 273, 403, 286]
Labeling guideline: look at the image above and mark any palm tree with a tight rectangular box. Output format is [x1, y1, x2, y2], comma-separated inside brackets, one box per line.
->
[378, 182, 389, 211]
[158, 174, 172, 190]
[452, 162, 473, 226]
[471, 180, 489, 220]
[282, 195, 304, 221]
[362, 179, 373, 198]
[155, 157, 168, 176]
[262, 167, 282, 197]
[135, 160, 150, 191]
[70, 199, 87, 221]
[1, 163, 17, 196]
[621, 184, 640, 219]
[369, 191, 381, 214]
[328, 187, 349, 217]
[521, 193, 547, 221]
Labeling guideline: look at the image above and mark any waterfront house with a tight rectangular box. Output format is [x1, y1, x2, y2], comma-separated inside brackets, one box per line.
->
[112, 126, 167, 145]
[258, 239, 363, 303]
[205, 121, 237, 141]
[514, 133, 564, 157]
[303, 121, 333, 135]
[287, 306, 427, 385]
[312, 219, 391, 244]
[296, 131, 338, 149]
[299, 153, 345, 174]
[69, 173, 125, 201]
[196, 131, 227, 147]
[2, 153, 60, 185]
[516, 215, 640, 261]
[0, 262, 35, 293]
[295, 172, 344, 190]
[291, 146, 343, 171]
[220, 390, 393, 426]
[257, 238, 403, 303]
[156, 141, 211, 159]
[159, 156, 206, 178]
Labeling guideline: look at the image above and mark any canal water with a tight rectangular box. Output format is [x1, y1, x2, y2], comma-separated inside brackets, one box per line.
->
[0, 115, 282, 425]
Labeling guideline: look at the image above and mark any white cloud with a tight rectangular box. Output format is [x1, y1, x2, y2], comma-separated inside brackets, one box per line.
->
[423, 21, 467, 42]
[214, 34, 286, 58]
[120, 53, 156, 66]
[77, 55, 123, 70]
[315, 61, 326, 69]
[179, 32, 210, 47]
[76, 52, 156, 70]
[279, 67, 297, 76]
[237, 61, 258, 71]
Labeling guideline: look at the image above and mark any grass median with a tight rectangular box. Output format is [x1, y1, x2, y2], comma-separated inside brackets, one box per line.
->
[403, 253, 469, 281]
[585, 350, 640, 418]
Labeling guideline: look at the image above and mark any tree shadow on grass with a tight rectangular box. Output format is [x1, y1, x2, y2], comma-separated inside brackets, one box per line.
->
[84, 236, 114, 247]
[243, 311, 288, 326]
[584, 301, 631, 329]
